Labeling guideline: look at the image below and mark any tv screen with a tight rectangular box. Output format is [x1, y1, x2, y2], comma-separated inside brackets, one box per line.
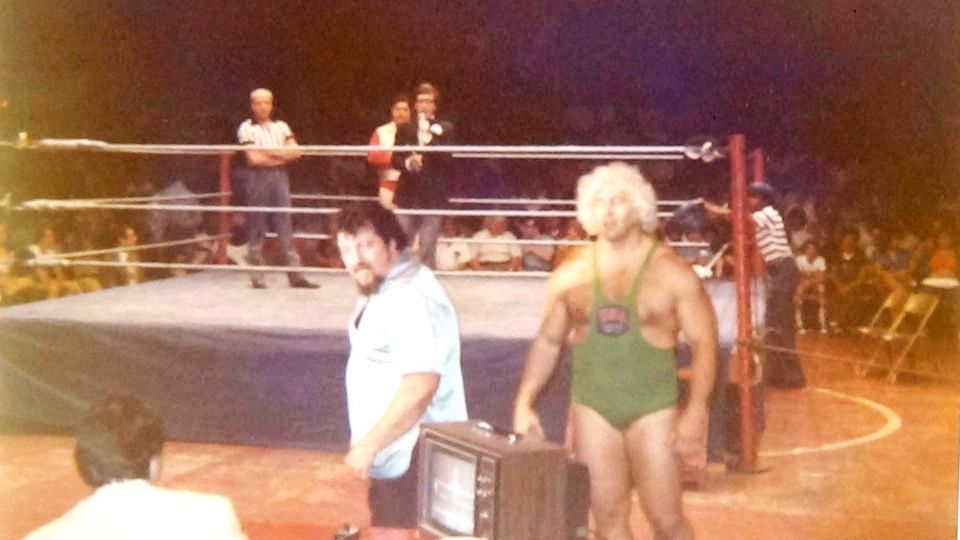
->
[424, 443, 478, 536]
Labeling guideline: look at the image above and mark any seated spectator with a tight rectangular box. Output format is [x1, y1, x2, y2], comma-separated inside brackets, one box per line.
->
[61, 227, 104, 294]
[115, 226, 145, 286]
[874, 233, 913, 293]
[794, 240, 828, 332]
[28, 226, 82, 298]
[517, 218, 556, 272]
[785, 207, 814, 253]
[858, 223, 881, 261]
[827, 229, 878, 332]
[435, 217, 471, 271]
[0, 221, 41, 304]
[541, 216, 563, 240]
[552, 218, 587, 267]
[922, 229, 960, 340]
[313, 214, 345, 269]
[468, 216, 521, 271]
[674, 227, 713, 267]
[26, 395, 247, 540]
[662, 219, 683, 244]
[926, 230, 958, 280]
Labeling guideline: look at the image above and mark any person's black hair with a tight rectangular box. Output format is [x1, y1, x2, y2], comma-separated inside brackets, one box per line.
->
[74, 395, 165, 488]
[799, 239, 819, 252]
[337, 202, 409, 251]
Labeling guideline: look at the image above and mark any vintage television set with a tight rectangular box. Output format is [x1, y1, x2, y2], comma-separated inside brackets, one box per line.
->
[417, 420, 589, 540]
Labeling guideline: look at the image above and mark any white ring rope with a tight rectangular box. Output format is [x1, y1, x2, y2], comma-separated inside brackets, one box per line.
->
[289, 195, 691, 207]
[448, 197, 690, 207]
[25, 257, 553, 278]
[20, 194, 227, 210]
[266, 232, 331, 241]
[440, 237, 588, 246]
[20, 194, 692, 210]
[289, 194, 380, 203]
[76, 192, 229, 204]
[20, 202, 338, 215]
[438, 237, 710, 248]
[18, 200, 676, 219]
[45, 233, 709, 263]
[25, 139, 694, 159]
[53, 234, 231, 260]
[450, 152, 685, 161]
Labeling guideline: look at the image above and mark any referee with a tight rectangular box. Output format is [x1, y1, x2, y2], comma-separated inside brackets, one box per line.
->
[236, 88, 317, 290]
[703, 182, 806, 388]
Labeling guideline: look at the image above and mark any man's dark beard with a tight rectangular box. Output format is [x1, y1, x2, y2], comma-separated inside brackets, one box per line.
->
[354, 274, 385, 296]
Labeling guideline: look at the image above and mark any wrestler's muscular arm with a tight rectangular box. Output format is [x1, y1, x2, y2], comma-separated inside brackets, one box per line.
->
[670, 258, 718, 463]
[513, 261, 578, 438]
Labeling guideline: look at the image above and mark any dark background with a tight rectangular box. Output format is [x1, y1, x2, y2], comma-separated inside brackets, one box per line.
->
[0, 1, 957, 209]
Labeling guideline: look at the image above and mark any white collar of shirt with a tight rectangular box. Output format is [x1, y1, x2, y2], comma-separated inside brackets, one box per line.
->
[417, 116, 433, 145]
[379, 249, 418, 292]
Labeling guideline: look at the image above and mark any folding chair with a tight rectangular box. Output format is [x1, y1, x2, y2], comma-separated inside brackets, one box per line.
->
[858, 288, 911, 337]
[881, 292, 940, 383]
[853, 288, 911, 377]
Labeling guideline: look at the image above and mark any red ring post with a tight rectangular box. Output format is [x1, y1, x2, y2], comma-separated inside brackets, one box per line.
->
[216, 155, 231, 264]
[730, 134, 758, 471]
[750, 148, 765, 183]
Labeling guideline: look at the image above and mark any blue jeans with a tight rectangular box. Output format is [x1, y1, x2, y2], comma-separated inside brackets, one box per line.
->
[764, 258, 805, 387]
[244, 168, 303, 282]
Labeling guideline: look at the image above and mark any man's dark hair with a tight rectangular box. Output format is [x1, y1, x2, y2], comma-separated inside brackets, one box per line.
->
[747, 182, 775, 205]
[415, 82, 440, 104]
[799, 239, 819, 252]
[74, 395, 165, 487]
[391, 94, 411, 108]
[338, 202, 409, 251]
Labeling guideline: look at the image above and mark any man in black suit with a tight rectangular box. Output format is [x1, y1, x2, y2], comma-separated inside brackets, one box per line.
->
[391, 82, 456, 269]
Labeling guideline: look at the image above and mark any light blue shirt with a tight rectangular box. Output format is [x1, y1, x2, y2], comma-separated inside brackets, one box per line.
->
[346, 251, 468, 479]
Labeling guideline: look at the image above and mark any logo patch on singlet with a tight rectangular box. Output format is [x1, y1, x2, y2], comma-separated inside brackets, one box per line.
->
[596, 305, 630, 336]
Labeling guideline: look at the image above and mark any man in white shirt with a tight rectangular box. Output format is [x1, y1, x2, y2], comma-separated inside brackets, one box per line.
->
[703, 182, 805, 388]
[336, 203, 467, 527]
[794, 240, 828, 332]
[468, 216, 521, 271]
[236, 88, 317, 289]
[435, 217, 471, 271]
[25, 395, 246, 540]
[518, 217, 556, 272]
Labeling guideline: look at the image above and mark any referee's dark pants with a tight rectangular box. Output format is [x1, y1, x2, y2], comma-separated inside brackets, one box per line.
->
[244, 167, 305, 284]
[367, 445, 420, 528]
[764, 257, 806, 388]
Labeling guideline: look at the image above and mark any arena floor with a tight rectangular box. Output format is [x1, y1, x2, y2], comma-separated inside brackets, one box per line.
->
[2, 331, 957, 539]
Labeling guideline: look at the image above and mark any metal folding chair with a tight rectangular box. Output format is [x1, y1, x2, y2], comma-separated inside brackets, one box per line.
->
[854, 288, 911, 377]
[879, 292, 940, 383]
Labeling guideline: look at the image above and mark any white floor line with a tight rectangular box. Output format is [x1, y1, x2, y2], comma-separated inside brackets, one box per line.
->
[759, 386, 903, 457]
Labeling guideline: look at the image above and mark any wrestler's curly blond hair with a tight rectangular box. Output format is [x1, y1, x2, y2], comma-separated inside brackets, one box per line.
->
[576, 162, 659, 236]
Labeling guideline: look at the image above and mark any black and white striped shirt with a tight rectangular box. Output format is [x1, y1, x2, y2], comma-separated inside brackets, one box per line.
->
[752, 205, 793, 263]
[236, 119, 294, 147]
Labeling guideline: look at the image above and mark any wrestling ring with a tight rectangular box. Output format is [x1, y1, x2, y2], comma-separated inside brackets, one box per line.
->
[3, 134, 951, 479]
